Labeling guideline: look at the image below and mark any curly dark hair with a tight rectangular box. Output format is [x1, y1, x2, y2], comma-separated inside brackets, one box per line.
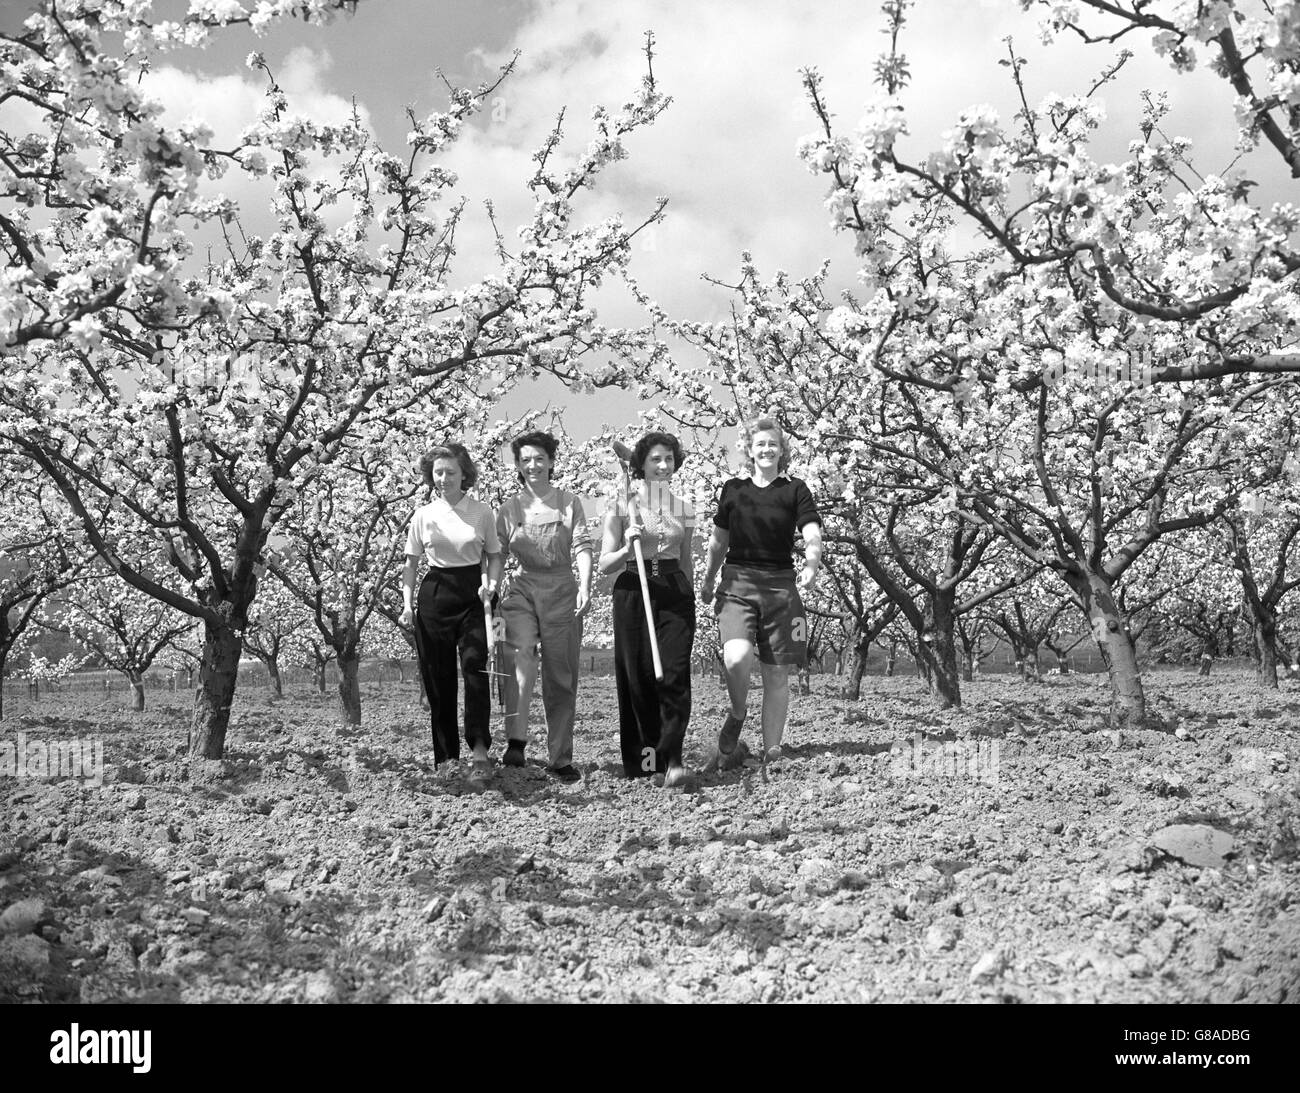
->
[629, 431, 686, 479]
[419, 442, 478, 490]
[511, 431, 559, 482]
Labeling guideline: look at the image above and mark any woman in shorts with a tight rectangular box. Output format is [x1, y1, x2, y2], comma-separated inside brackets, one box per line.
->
[400, 442, 502, 786]
[598, 431, 696, 787]
[698, 417, 822, 763]
[496, 431, 593, 782]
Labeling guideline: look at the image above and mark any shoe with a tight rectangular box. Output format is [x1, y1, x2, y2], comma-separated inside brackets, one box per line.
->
[548, 764, 581, 783]
[762, 745, 784, 765]
[663, 764, 690, 789]
[468, 758, 494, 788]
[717, 739, 751, 772]
[718, 711, 745, 755]
[502, 740, 526, 768]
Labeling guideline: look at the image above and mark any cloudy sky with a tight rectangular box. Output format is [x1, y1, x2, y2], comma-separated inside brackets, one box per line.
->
[10, 1, 1276, 439]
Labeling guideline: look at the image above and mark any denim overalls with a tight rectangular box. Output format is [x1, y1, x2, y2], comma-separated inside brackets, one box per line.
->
[497, 490, 591, 768]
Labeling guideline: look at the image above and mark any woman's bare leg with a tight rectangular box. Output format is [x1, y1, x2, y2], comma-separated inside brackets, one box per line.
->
[721, 638, 755, 721]
[759, 662, 791, 751]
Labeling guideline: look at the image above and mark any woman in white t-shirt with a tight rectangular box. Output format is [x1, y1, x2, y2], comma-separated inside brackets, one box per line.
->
[400, 443, 503, 786]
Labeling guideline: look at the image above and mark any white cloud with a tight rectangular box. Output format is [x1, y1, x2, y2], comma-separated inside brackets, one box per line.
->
[437, 0, 1273, 435]
[144, 47, 375, 239]
[101, 0, 1279, 437]
[431, 0, 1267, 330]
[442, 0, 886, 316]
[148, 45, 372, 145]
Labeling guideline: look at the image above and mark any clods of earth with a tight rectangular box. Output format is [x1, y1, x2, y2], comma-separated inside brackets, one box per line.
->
[1, 669, 1298, 1002]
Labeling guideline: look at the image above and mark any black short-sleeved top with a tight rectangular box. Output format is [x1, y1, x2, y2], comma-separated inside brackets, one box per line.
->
[712, 476, 822, 570]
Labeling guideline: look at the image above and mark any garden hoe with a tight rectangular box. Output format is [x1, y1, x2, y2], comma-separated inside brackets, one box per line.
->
[612, 440, 665, 681]
[481, 574, 510, 723]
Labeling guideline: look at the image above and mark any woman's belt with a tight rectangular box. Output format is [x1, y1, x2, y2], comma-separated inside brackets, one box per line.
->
[625, 556, 681, 576]
[422, 563, 481, 577]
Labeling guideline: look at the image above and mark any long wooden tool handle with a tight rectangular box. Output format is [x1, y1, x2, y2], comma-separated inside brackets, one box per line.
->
[626, 493, 665, 682]
[482, 575, 496, 677]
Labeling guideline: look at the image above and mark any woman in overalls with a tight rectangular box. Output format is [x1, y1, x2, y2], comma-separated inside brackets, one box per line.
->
[496, 431, 593, 782]
[599, 431, 696, 787]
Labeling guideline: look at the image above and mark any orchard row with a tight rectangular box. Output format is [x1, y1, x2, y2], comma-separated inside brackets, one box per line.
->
[3, 1, 1300, 755]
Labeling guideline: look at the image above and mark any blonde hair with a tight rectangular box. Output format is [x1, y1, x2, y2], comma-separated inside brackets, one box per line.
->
[741, 416, 791, 474]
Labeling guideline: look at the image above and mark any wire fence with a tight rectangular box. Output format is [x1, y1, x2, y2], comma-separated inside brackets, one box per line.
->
[3, 641, 1099, 701]
[12, 631, 1248, 708]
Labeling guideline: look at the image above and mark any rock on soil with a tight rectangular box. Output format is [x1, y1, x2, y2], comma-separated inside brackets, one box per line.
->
[0, 897, 45, 936]
[1150, 824, 1234, 870]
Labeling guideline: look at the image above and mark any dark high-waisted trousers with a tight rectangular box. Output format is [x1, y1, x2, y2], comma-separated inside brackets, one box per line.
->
[612, 566, 695, 776]
[413, 564, 488, 763]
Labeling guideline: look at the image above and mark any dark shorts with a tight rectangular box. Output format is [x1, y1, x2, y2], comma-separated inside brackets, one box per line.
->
[714, 564, 807, 666]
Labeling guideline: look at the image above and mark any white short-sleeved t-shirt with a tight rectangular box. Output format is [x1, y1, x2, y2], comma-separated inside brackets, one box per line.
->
[405, 496, 501, 568]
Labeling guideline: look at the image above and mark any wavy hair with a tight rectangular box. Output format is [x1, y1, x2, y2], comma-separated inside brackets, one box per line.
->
[511, 430, 559, 483]
[419, 442, 478, 490]
[629, 431, 686, 479]
[741, 416, 790, 474]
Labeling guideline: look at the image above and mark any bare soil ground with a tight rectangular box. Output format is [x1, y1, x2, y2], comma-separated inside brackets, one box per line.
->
[1, 668, 1297, 1003]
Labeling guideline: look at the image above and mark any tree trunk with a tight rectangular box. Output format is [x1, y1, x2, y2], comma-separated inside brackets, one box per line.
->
[1250, 613, 1280, 689]
[190, 621, 242, 760]
[0, 621, 8, 719]
[846, 639, 869, 702]
[885, 640, 897, 677]
[337, 648, 361, 726]
[1067, 569, 1147, 728]
[1258, 623, 1279, 681]
[1024, 646, 1041, 682]
[961, 649, 974, 683]
[128, 670, 145, 712]
[1198, 643, 1213, 677]
[316, 661, 328, 693]
[267, 659, 283, 697]
[920, 592, 961, 707]
[1054, 651, 1070, 675]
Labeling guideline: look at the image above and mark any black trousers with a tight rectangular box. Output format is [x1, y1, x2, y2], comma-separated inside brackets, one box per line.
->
[412, 565, 489, 763]
[613, 567, 695, 776]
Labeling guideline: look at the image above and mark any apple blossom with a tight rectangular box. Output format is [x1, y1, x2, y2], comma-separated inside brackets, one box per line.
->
[3, 24, 670, 759]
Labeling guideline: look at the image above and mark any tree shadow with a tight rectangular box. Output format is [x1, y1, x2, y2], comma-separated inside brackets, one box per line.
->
[776, 739, 902, 760]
